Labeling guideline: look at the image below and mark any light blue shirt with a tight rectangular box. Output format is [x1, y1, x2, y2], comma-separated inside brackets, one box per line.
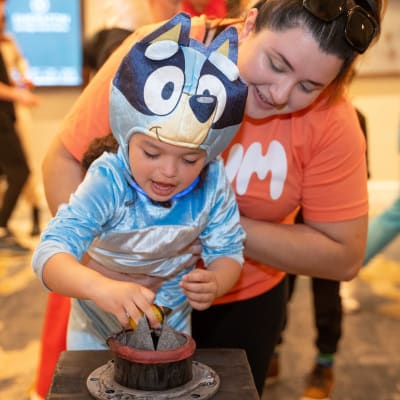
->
[32, 150, 244, 347]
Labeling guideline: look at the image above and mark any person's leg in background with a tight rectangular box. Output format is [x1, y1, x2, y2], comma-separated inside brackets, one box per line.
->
[0, 113, 30, 253]
[267, 273, 296, 383]
[15, 104, 43, 236]
[267, 275, 342, 400]
[267, 210, 304, 384]
[267, 208, 343, 399]
[268, 276, 342, 399]
[302, 277, 342, 400]
[296, 204, 342, 399]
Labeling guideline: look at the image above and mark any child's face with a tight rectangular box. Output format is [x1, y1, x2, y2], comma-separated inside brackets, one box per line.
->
[129, 133, 206, 202]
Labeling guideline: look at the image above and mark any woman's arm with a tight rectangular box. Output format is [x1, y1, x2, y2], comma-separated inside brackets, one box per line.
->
[42, 136, 86, 215]
[241, 214, 368, 281]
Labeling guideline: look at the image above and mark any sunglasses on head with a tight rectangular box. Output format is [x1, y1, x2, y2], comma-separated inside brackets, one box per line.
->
[302, 0, 378, 53]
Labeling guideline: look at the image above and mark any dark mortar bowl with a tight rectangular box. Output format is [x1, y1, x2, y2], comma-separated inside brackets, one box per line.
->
[107, 329, 196, 391]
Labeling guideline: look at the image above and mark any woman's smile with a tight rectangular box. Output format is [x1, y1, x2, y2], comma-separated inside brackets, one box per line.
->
[254, 86, 276, 109]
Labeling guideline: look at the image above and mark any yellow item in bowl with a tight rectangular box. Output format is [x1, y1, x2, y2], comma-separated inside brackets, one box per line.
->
[129, 304, 166, 330]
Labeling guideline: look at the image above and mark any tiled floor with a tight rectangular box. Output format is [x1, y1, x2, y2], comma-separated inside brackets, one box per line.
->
[261, 248, 400, 400]
[1, 202, 400, 400]
[0, 211, 47, 400]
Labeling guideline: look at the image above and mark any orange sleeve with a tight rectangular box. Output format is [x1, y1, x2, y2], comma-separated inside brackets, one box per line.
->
[300, 99, 369, 222]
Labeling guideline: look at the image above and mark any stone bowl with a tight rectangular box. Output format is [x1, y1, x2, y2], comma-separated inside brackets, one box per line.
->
[107, 329, 196, 391]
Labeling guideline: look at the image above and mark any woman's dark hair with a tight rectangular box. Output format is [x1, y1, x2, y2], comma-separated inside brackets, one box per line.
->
[252, 0, 383, 98]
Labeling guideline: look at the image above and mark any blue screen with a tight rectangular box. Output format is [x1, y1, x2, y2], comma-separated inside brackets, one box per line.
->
[5, 0, 82, 86]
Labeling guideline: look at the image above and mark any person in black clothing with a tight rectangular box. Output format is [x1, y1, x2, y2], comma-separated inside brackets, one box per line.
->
[268, 106, 370, 399]
[0, 42, 38, 253]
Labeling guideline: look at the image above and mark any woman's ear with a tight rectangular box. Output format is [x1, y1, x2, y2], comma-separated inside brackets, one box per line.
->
[239, 8, 258, 41]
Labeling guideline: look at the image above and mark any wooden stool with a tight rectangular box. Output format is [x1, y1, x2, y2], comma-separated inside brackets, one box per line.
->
[47, 348, 259, 399]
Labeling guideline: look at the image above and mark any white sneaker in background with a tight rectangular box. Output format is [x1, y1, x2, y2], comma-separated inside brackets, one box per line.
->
[341, 281, 361, 314]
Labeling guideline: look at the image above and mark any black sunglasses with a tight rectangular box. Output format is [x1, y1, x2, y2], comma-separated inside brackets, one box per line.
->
[303, 0, 378, 53]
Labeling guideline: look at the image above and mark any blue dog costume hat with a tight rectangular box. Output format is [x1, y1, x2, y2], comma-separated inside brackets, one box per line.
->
[110, 12, 248, 166]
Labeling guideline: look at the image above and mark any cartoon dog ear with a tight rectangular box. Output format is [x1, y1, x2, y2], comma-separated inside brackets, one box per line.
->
[139, 12, 191, 47]
[207, 27, 240, 82]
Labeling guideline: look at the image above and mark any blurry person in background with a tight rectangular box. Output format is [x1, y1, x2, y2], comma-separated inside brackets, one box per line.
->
[364, 196, 400, 265]
[267, 105, 371, 399]
[0, 6, 42, 236]
[82, 0, 154, 86]
[0, 0, 38, 254]
[82, 0, 246, 87]
[82, 0, 232, 86]
[181, 0, 227, 17]
[148, 0, 246, 20]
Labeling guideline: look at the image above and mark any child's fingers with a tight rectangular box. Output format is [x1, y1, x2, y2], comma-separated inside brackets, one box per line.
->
[182, 268, 210, 283]
[181, 281, 212, 294]
[123, 305, 142, 328]
[143, 304, 164, 329]
[125, 302, 162, 329]
[122, 284, 157, 328]
[186, 293, 213, 311]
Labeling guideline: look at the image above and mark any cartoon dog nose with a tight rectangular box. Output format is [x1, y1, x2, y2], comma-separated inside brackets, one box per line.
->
[190, 94, 217, 123]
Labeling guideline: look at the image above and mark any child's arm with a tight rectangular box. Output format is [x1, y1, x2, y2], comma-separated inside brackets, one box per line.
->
[42, 252, 161, 328]
[179, 257, 241, 311]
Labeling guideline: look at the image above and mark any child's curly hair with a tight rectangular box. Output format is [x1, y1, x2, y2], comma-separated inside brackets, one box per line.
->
[81, 133, 119, 170]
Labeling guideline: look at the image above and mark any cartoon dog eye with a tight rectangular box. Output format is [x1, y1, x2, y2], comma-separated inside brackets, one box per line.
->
[143, 65, 184, 116]
[196, 74, 227, 123]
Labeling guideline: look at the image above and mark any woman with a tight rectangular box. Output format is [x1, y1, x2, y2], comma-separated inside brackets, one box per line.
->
[34, 0, 383, 398]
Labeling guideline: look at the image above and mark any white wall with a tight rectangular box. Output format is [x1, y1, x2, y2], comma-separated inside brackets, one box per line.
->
[83, 0, 152, 39]
[350, 76, 400, 181]
[349, 76, 400, 213]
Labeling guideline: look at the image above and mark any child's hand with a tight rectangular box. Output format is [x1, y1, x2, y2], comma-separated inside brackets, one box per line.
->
[90, 278, 160, 329]
[179, 268, 218, 311]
